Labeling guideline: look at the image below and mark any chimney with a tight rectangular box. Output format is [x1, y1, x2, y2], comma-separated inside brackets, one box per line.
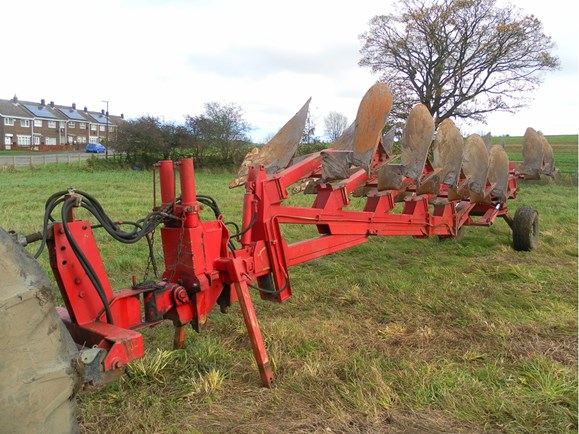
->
[121, 114, 124, 119]
[41, 99, 45, 106]
[101, 109, 105, 115]
[11, 95, 18, 103]
[50, 101, 54, 107]
[72, 103, 76, 110]
[84, 106, 88, 112]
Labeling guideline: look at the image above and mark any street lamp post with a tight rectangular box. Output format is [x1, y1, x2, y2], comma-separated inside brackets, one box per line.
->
[102, 100, 109, 159]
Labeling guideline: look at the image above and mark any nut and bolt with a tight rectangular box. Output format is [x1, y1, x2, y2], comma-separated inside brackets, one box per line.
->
[174, 287, 189, 304]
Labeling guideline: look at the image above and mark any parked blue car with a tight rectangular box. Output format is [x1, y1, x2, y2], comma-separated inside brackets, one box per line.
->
[86, 143, 106, 153]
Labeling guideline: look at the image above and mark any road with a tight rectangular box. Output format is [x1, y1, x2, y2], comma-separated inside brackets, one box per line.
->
[0, 151, 109, 166]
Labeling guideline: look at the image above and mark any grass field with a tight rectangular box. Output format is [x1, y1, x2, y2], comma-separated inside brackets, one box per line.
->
[0, 136, 577, 433]
[496, 134, 578, 177]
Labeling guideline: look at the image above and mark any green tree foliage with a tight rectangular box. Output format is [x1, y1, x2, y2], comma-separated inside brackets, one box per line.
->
[116, 116, 191, 167]
[185, 102, 252, 162]
[359, 0, 560, 126]
[115, 102, 253, 169]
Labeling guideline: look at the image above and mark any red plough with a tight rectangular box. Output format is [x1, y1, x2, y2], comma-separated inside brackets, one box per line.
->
[24, 82, 542, 390]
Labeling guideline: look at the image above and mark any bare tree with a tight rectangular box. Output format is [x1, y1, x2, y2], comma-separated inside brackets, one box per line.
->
[359, 0, 560, 126]
[323, 111, 349, 142]
[301, 111, 320, 144]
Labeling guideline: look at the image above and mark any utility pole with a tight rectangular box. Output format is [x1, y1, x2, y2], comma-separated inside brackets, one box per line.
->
[102, 100, 109, 159]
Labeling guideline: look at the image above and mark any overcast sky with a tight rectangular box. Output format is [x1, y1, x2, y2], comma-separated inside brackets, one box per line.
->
[2, 0, 577, 142]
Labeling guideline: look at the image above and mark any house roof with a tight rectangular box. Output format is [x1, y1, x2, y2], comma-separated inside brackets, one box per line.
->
[0, 99, 33, 119]
[20, 101, 66, 121]
[55, 105, 92, 122]
[1, 97, 123, 125]
[86, 111, 110, 125]
[109, 115, 124, 125]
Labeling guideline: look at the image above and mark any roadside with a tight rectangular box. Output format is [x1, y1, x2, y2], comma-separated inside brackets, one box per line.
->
[0, 151, 110, 166]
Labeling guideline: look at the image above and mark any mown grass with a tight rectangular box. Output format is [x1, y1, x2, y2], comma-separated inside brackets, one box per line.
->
[0, 150, 31, 155]
[0, 139, 577, 433]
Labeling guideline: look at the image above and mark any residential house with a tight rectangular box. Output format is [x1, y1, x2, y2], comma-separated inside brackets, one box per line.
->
[0, 96, 124, 151]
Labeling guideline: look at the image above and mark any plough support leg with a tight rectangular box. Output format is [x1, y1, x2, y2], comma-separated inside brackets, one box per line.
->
[233, 279, 274, 387]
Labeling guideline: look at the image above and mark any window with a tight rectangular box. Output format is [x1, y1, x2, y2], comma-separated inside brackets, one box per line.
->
[20, 119, 30, 127]
[91, 124, 97, 131]
[77, 136, 87, 144]
[60, 121, 66, 128]
[99, 125, 105, 132]
[34, 119, 42, 127]
[89, 136, 99, 144]
[80, 122, 86, 129]
[4, 134, 13, 145]
[17, 135, 31, 145]
[68, 121, 75, 128]
[48, 121, 57, 128]
[33, 135, 40, 145]
[4, 117, 15, 126]
[45, 137, 57, 145]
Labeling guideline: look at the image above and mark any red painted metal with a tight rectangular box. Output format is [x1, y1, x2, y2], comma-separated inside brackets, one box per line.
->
[158, 160, 176, 205]
[48, 148, 520, 386]
[215, 256, 274, 386]
[50, 222, 115, 326]
[178, 158, 200, 228]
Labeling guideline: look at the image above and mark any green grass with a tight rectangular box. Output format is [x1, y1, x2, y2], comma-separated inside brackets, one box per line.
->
[0, 150, 31, 155]
[495, 134, 577, 146]
[494, 134, 578, 176]
[0, 141, 577, 433]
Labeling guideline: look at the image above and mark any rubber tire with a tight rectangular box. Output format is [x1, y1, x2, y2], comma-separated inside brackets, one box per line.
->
[512, 207, 539, 251]
[0, 228, 80, 434]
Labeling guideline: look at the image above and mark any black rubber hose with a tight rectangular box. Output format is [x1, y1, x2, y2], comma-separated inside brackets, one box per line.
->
[34, 196, 66, 258]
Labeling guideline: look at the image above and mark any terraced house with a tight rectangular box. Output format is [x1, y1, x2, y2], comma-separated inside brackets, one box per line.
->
[0, 96, 124, 151]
